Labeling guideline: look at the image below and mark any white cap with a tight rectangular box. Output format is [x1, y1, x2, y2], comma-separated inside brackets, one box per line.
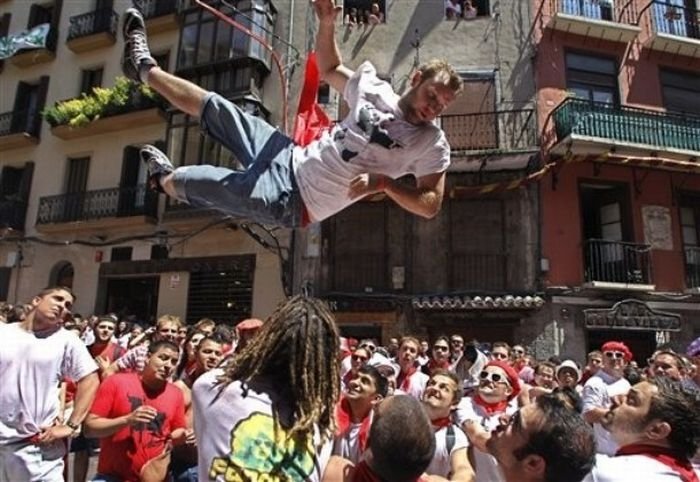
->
[556, 360, 581, 382]
[368, 353, 400, 378]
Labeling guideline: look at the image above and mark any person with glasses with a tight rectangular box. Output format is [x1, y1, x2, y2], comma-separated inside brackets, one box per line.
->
[333, 365, 388, 464]
[648, 350, 687, 382]
[582, 341, 632, 456]
[396, 336, 430, 399]
[342, 347, 372, 391]
[422, 370, 475, 482]
[456, 361, 521, 482]
[582, 377, 700, 482]
[423, 335, 452, 375]
[486, 394, 596, 482]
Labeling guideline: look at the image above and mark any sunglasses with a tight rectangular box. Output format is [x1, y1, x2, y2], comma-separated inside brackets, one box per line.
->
[433, 345, 449, 352]
[451, 340, 464, 345]
[359, 344, 376, 352]
[480, 371, 510, 385]
[604, 351, 625, 360]
[513, 349, 524, 354]
[352, 354, 369, 362]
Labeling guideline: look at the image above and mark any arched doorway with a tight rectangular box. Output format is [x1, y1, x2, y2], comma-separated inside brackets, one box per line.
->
[49, 261, 74, 289]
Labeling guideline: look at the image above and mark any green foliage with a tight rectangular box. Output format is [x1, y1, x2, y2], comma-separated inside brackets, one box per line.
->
[42, 77, 168, 128]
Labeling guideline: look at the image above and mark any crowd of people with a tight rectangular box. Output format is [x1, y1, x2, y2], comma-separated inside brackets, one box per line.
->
[1, 285, 699, 482]
[445, 0, 479, 20]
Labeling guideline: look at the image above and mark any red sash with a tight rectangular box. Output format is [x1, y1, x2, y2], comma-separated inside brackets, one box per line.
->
[473, 394, 508, 415]
[431, 416, 452, 430]
[397, 365, 418, 392]
[335, 397, 372, 453]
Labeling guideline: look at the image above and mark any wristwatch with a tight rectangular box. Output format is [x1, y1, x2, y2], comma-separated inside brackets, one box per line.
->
[65, 420, 80, 433]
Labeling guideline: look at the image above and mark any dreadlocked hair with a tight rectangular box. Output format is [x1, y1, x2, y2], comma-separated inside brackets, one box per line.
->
[218, 295, 341, 444]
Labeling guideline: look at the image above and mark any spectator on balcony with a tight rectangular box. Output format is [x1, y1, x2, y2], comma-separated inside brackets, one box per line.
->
[344, 7, 359, 27]
[120, 0, 463, 229]
[463, 0, 478, 19]
[367, 3, 384, 24]
[446, 0, 462, 19]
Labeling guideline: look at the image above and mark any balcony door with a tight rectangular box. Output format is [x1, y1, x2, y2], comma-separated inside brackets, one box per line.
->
[118, 145, 154, 217]
[11, 80, 42, 135]
[64, 157, 89, 222]
[566, 52, 619, 105]
[440, 73, 497, 151]
[679, 194, 700, 289]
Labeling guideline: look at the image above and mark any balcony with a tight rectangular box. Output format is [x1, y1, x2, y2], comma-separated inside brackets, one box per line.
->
[134, 0, 181, 34]
[0, 199, 28, 232]
[583, 239, 654, 290]
[550, 97, 700, 165]
[644, 0, 700, 59]
[66, 8, 118, 53]
[685, 246, 700, 292]
[0, 109, 42, 151]
[439, 109, 538, 154]
[546, 0, 641, 43]
[9, 25, 58, 68]
[36, 185, 158, 234]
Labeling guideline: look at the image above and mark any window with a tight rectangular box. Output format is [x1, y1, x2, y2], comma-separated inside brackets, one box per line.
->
[679, 193, 700, 288]
[111, 247, 133, 262]
[168, 111, 241, 171]
[660, 69, 700, 117]
[0, 268, 10, 301]
[440, 72, 497, 150]
[343, 0, 386, 26]
[63, 156, 89, 222]
[177, 2, 275, 71]
[318, 82, 330, 104]
[445, 0, 488, 20]
[80, 66, 103, 95]
[566, 52, 618, 105]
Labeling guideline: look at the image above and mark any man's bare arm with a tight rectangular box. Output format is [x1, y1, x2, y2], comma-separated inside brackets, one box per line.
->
[384, 172, 446, 219]
[313, 0, 353, 94]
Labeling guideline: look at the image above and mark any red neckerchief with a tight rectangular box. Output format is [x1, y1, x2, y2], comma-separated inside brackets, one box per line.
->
[616, 444, 699, 482]
[397, 365, 418, 392]
[335, 396, 372, 453]
[353, 461, 427, 482]
[473, 394, 509, 415]
[431, 416, 452, 430]
[427, 358, 451, 374]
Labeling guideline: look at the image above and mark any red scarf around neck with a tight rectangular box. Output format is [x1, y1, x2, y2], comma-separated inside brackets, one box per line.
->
[353, 461, 426, 482]
[398, 365, 418, 392]
[431, 416, 452, 430]
[427, 358, 451, 374]
[473, 394, 509, 415]
[616, 444, 699, 482]
[335, 396, 372, 453]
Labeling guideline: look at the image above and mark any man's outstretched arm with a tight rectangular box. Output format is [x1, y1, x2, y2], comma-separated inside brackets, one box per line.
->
[313, 0, 353, 94]
[349, 171, 446, 219]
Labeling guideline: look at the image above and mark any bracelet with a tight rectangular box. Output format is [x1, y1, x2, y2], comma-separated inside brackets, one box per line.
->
[65, 420, 80, 431]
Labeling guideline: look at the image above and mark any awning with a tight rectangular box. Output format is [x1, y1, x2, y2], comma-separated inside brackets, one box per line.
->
[412, 294, 545, 310]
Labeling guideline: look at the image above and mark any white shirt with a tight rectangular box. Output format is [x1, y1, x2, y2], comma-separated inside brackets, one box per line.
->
[0, 323, 98, 444]
[455, 396, 518, 482]
[399, 369, 430, 400]
[426, 424, 469, 478]
[582, 370, 631, 455]
[294, 61, 450, 222]
[193, 369, 332, 481]
[583, 453, 700, 481]
[333, 422, 362, 463]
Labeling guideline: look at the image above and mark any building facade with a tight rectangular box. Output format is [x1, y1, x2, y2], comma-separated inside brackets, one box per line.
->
[0, 0, 295, 323]
[534, 0, 700, 362]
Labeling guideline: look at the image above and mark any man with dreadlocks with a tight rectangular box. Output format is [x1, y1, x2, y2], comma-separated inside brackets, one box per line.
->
[192, 296, 341, 481]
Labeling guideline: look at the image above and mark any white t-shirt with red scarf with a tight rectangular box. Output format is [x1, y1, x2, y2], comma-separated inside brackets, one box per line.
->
[455, 395, 518, 482]
[584, 453, 700, 482]
[397, 366, 429, 399]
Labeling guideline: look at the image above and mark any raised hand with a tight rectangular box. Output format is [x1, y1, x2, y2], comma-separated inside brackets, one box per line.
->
[312, 0, 342, 25]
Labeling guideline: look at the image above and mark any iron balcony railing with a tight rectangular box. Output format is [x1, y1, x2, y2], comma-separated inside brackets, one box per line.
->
[685, 246, 700, 289]
[133, 0, 182, 18]
[553, 97, 700, 152]
[37, 185, 157, 225]
[647, 0, 700, 41]
[0, 199, 28, 231]
[584, 239, 653, 285]
[452, 252, 508, 291]
[67, 7, 119, 41]
[438, 109, 537, 153]
[550, 0, 638, 24]
[0, 109, 42, 138]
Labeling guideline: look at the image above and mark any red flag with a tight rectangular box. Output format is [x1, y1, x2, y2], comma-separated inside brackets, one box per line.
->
[293, 52, 331, 146]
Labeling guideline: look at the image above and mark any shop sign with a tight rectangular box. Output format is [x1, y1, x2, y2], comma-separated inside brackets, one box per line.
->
[584, 299, 681, 331]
